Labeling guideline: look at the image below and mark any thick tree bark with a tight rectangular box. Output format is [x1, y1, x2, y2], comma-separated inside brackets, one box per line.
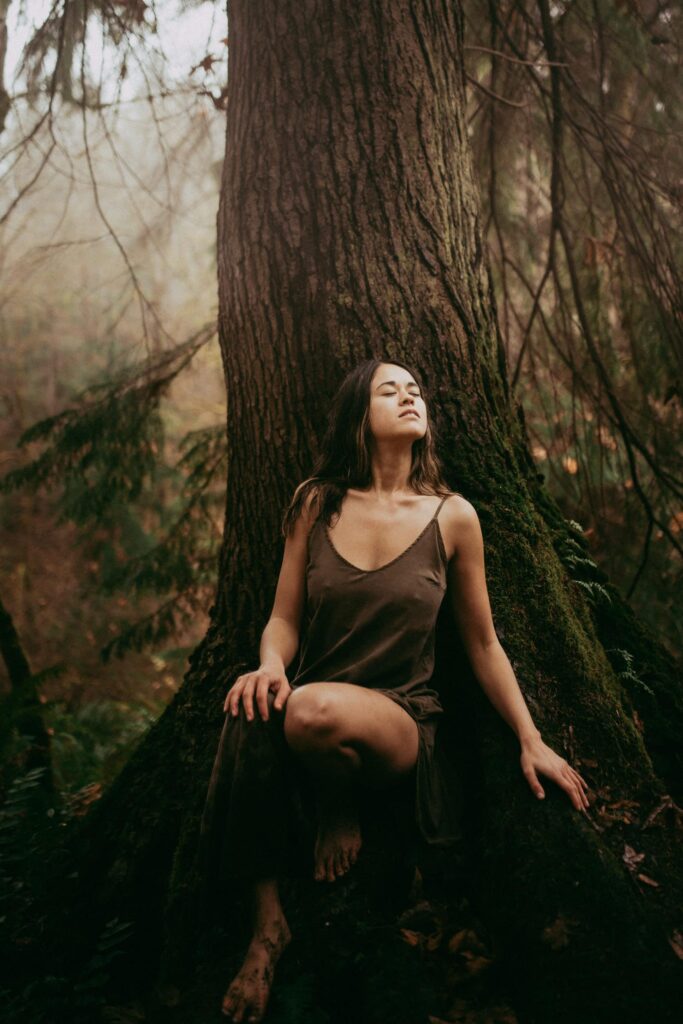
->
[0, 595, 55, 796]
[52, 3, 682, 1021]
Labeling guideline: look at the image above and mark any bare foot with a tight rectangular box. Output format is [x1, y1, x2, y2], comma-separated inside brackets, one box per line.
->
[314, 788, 362, 882]
[221, 915, 292, 1022]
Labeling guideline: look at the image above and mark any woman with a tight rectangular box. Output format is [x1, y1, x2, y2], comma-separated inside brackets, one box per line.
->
[199, 358, 590, 1023]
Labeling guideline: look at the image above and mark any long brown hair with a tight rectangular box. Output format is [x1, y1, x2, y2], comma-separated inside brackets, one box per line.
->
[281, 358, 454, 538]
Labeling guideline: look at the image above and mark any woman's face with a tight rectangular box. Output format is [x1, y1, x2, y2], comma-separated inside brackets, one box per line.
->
[368, 363, 427, 444]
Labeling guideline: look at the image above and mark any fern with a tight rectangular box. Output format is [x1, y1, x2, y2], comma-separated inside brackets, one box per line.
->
[563, 553, 599, 571]
[605, 648, 655, 698]
[0, 767, 50, 885]
[572, 579, 612, 606]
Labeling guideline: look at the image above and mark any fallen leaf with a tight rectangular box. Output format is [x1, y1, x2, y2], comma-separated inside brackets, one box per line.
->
[622, 844, 646, 871]
[448, 928, 470, 954]
[668, 929, 683, 959]
[636, 873, 660, 887]
[447, 927, 489, 956]
[399, 927, 422, 947]
[461, 952, 494, 976]
[596, 798, 640, 826]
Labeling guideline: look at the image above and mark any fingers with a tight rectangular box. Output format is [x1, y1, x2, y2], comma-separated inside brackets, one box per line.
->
[523, 751, 591, 812]
[566, 778, 583, 812]
[255, 679, 271, 723]
[222, 676, 253, 718]
[224, 678, 244, 716]
[567, 765, 591, 810]
[242, 676, 257, 721]
[273, 682, 292, 712]
[558, 762, 590, 812]
[223, 672, 291, 721]
[522, 763, 545, 800]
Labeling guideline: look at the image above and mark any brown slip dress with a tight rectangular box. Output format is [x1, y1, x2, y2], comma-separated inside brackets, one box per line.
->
[289, 492, 463, 845]
[197, 493, 464, 889]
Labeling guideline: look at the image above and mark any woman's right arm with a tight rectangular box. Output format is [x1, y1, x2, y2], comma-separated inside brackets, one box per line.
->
[223, 487, 317, 721]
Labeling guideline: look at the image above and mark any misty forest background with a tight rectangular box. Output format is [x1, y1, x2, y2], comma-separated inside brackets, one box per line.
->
[0, 0, 681, 1019]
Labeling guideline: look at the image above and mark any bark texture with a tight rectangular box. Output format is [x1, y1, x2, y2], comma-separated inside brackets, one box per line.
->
[0, 595, 55, 796]
[54, 3, 682, 1021]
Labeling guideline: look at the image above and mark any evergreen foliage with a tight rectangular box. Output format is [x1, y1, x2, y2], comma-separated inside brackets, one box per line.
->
[0, 323, 222, 659]
[1, 326, 214, 521]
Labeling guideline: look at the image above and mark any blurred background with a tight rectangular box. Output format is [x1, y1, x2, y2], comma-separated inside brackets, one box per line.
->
[0, 0, 680, 803]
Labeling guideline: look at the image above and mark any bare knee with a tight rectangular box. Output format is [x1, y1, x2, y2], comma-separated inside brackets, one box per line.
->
[284, 688, 339, 751]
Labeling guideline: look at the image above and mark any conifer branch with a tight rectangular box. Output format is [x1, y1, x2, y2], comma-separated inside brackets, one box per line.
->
[0, 323, 216, 523]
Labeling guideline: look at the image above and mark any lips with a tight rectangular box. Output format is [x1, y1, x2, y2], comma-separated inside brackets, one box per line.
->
[399, 411, 419, 419]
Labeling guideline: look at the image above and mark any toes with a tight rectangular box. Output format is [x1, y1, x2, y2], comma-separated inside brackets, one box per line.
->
[222, 993, 237, 1018]
[228, 1002, 242, 1024]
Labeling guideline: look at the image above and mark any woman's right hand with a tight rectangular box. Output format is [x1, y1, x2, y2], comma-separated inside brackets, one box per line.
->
[223, 664, 293, 722]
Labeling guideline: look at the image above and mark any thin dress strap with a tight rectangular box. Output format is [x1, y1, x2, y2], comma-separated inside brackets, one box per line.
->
[432, 494, 450, 520]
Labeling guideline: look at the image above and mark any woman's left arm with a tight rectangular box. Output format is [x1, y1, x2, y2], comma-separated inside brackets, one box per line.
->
[445, 499, 590, 813]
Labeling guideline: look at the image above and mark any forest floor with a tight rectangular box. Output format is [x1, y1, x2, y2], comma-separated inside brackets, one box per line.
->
[107, 846, 521, 1024]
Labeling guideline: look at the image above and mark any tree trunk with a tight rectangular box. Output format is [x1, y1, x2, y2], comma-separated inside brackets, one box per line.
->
[54, 2, 682, 1021]
[0, 595, 56, 798]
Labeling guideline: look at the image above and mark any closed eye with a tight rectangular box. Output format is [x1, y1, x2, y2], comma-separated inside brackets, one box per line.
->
[380, 389, 421, 396]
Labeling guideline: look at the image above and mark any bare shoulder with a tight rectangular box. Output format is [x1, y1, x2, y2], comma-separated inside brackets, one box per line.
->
[439, 492, 481, 561]
[271, 480, 321, 632]
[291, 478, 321, 531]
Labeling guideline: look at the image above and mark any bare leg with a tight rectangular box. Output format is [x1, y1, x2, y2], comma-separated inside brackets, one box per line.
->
[221, 877, 291, 1023]
[300, 741, 364, 883]
[284, 684, 419, 883]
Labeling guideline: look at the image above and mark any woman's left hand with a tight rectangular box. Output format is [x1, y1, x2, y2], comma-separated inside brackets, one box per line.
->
[520, 737, 591, 812]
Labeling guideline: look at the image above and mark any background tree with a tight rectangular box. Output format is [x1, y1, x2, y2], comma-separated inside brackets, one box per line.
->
[0, 0, 228, 794]
[462, 0, 682, 649]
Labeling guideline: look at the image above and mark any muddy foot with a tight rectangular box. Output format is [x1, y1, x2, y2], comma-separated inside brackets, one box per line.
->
[221, 916, 292, 1022]
[314, 789, 362, 882]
